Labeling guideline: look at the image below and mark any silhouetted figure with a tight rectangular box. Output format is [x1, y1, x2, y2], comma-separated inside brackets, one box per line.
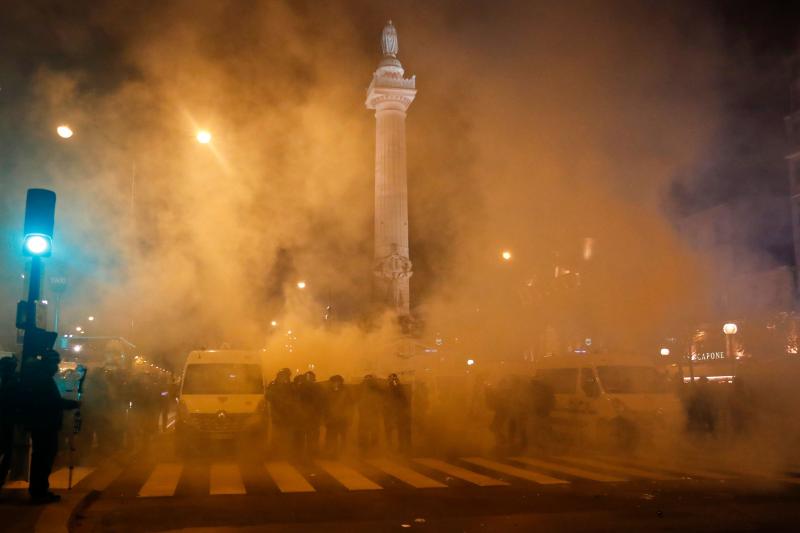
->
[290, 374, 308, 457]
[266, 368, 293, 456]
[324, 375, 353, 456]
[0, 356, 19, 487]
[383, 374, 411, 453]
[301, 371, 323, 456]
[486, 378, 512, 453]
[687, 377, 716, 434]
[728, 377, 752, 435]
[357, 375, 382, 454]
[527, 379, 555, 449]
[22, 351, 79, 504]
[130, 376, 159, 449]
[159, 378, 179, 433]
[80, 368, 112, 458]
[507, 377, 530, 452]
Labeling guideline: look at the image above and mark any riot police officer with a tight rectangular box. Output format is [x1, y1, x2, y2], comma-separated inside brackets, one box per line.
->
[22, 350, 80, 503]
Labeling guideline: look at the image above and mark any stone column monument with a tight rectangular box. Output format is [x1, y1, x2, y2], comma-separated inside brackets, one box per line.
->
[366, 20, 416, 317]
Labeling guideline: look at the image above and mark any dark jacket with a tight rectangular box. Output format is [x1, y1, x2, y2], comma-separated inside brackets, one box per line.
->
[0, 375, 20, 426]
[23, 371, 79, 431]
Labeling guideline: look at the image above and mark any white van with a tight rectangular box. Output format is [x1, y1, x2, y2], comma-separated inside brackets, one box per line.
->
[175, 350, 266, 453]
[534, 355, 683, 448]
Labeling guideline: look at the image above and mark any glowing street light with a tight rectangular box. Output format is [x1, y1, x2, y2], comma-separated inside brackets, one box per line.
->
[56, 125, 74, 139]
[88, 316, 95, 321]
[270, 320, 278, 327]
[296, 281, 307, 289]
[723, 322, 738, 378]
[72, 344, 82, 353]
[75, 326, 83, 333]
[196, 129, 212, 144]
[466, 358, 475, 366]
[660, 347, 670, 357]
[501, 250, 512, 262]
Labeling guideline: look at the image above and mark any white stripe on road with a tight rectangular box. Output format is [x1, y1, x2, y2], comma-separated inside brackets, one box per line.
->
[366, 459, 447, 488]
[209, 463, 246, 495]
[511, 457, 626, 482]
[557, 456, 678, 481]
[599, 455, 731, 480]
[5, 467, 96, 491]
[138, 463, 183, 497]
[413, 458, 508, 487]
[316, 460, 382, 491]
[462, 457, 569, 485]
[265, 461, 315, 493]
[48, 467, 95, 489]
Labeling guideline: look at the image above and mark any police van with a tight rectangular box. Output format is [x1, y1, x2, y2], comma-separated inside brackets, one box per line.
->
[533, 354, 683, 449]
[175, 350, 267, 454]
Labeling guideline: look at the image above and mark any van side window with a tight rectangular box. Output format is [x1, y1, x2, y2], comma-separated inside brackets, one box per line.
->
[580, 368, 600, 398]
[537, 368, 577, 394]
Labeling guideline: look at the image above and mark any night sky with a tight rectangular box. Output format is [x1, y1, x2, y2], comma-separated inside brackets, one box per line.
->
[2, 1, 800, 357]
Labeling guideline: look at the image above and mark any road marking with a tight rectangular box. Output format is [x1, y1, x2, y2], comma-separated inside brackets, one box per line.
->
[558, 456, 678, 481]
[48, 467, 95, 489]
[209, 463, 246, 495]
[138, 463, 183, 497]
[316, 460, 382, 491]
[5, 467, 96, 490]
[461, 457, 569, 485]
[366, 459, 447, 488]
[600, 455, 731, 480]
[265, 461, 315, 493]
[511, 457, 626, 482]
[413, 458, 508, 487]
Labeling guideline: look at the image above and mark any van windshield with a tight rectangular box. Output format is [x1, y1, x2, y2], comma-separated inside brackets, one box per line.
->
[182, 364, 263, 394]
[596, 366, 668, 394]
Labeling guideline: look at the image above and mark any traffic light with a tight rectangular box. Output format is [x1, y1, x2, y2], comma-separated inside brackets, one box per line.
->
[23, 189, 56, 257]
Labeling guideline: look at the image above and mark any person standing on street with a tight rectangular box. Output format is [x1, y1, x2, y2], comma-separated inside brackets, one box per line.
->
[22, 350, 80, 504]
[383, 374, 411, 453]
[323, 375, 353, 456]
[0, 356, 19, 487]
[266, 368, 293, 457]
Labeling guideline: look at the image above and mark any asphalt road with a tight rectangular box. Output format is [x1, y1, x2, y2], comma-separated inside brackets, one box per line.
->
[72, 436, 800, 532]
[5, 435, 800, 532]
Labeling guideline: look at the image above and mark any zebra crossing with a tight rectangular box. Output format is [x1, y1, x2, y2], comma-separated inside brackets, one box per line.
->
[114, 453, 793, 498]
[7, 454, 798, 496]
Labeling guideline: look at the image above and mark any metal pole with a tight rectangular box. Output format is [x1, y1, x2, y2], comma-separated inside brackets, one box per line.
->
[21, 256, 43, 373]
[726, 334, 736, 380]
[53, 293, 61, 333]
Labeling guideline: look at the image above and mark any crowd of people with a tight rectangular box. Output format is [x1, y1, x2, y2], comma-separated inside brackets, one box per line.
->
[485, 376, 556, 454]
[265, 370, 411, 458]
[0, 353, 175, 503]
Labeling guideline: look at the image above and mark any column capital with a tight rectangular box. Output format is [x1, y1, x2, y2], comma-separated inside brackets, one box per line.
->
[366, 76, 416, 111]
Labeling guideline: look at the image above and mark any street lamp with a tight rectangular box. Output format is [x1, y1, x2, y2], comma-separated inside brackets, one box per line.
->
[270, 320, 278, 327]
[88, 316, 95, 322]
[660, 347, 670, 357]
[56, 125, 74, 139]
[296, 281, 307, 290]
[196, 129, 212, 144]
[723, 322, 738, 379]
[501, 250, 512, 262]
